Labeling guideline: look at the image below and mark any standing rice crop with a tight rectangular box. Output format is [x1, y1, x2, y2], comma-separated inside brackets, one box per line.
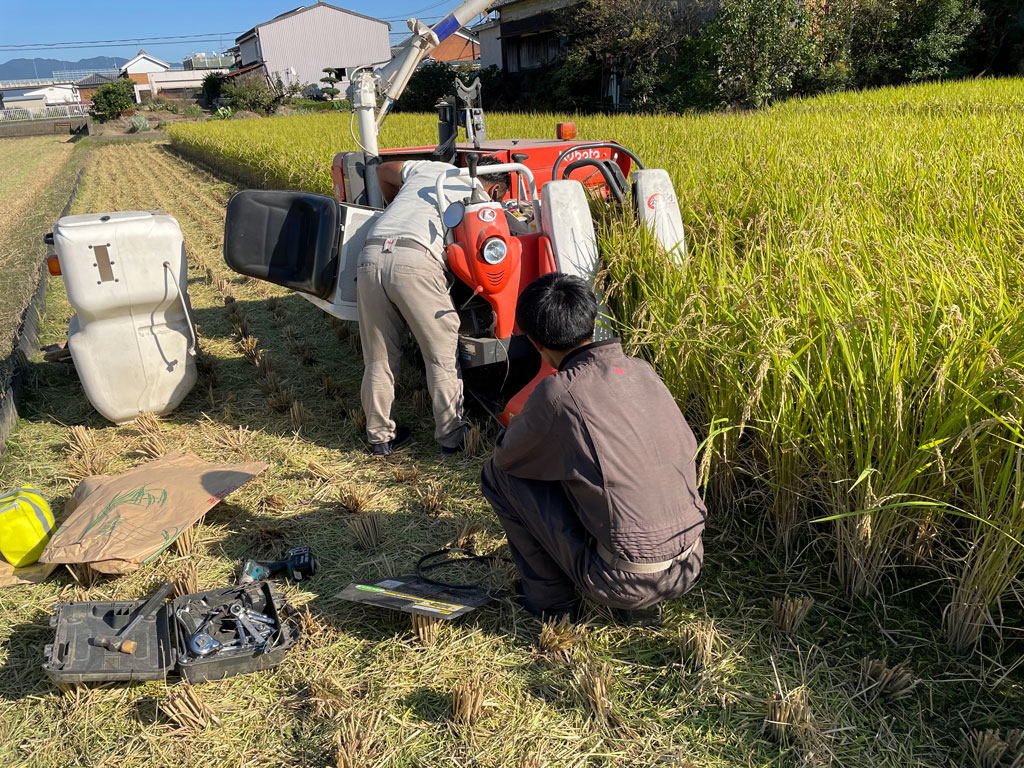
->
[603, 77, 1024, 650]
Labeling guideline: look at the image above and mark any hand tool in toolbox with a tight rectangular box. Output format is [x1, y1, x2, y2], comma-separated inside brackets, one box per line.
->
[174, 582, 282, 662]
[239, 545, 317, 584]
[92, 580, 174, 654]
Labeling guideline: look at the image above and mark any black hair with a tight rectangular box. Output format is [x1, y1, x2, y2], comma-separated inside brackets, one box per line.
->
[515, 273, 597, 351]
[475, 155, 511, 192]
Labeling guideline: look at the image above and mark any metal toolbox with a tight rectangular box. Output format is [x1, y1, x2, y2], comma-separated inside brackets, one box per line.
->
[173, 582, 300, 684]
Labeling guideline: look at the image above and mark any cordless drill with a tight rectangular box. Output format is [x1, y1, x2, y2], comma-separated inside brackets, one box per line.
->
[239, 546, 317, 584]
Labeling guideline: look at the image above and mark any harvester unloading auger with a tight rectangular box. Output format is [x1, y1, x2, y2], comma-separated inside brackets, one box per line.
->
[223, 0, 687, 424]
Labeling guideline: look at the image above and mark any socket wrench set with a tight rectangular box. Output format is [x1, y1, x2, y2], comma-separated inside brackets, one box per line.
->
[173, 581, 300, 682]
[43, 581, 300, 685]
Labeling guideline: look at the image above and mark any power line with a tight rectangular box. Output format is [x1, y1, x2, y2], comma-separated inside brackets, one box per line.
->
[381, 0, 453, 21]
[0, 38, 242, 54]
[0, 32, 243, 50]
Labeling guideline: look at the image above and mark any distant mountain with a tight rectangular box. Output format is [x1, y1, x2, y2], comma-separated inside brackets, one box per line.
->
[0, 56, 129, 80]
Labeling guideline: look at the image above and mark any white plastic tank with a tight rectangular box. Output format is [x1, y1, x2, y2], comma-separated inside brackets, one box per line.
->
[52, 210, 197, 424]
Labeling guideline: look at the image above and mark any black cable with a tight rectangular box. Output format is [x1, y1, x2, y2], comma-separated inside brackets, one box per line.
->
[465, 385, 506, 428]
[416, 548, 511, 595]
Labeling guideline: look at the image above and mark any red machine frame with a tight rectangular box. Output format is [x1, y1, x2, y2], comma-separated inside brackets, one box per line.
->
[331, 139, 634, 207]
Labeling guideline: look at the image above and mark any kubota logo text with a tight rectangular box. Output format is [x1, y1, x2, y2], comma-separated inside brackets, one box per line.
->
[563, 148, 603, 165]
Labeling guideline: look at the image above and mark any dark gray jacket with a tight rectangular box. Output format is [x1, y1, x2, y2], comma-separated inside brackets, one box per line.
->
[493, 340, 706, 564]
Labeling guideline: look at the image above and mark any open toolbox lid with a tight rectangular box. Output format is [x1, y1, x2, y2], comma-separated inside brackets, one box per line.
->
[43, 598, 177, 683]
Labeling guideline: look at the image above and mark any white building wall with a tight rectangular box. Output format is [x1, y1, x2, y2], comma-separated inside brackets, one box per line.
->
[477, 22, 501, 70]
[124, 57, 170, 75]
[148, 69, 229, 95]
[239, 38, 261, 67]
[3, 95, 47, 109]
[256, 4, 390, 88]
[25, 84, 80, 104]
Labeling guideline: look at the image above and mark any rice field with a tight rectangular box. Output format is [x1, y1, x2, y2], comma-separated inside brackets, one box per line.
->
[1, 138, 1020, 768]
[170, 77, 1024, 654]
[0, 80, 1019, 766]
[0, 135, 82, 379]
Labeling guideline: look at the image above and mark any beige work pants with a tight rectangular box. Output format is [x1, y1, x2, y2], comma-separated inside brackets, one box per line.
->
[356, 242, 465, 448]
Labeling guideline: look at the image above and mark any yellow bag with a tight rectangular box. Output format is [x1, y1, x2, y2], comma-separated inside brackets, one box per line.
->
[0, 487, 54, 568]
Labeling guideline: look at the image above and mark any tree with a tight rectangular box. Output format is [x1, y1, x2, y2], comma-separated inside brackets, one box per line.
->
[960, 0, 1024, 75]
[201, 72, 223, 104]
[839, 0, 982, 86]
[91, 77, 136, 121]
[553, 0, 707, 110]
[320, 67, 342, 101]
[222, 80, 280, 115]
[710, 0, 817, 108]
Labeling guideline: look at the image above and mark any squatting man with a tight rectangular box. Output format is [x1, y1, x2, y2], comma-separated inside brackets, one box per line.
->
[354, 157, 704, 622]
[482, 273, 706, 625]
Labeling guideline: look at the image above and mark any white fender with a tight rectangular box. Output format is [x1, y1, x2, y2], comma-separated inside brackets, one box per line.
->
[540, 180, 614, 341]
[632, 169, 686, 263]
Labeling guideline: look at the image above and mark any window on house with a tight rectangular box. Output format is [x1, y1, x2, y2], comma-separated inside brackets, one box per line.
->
[504, 34, 559, 72]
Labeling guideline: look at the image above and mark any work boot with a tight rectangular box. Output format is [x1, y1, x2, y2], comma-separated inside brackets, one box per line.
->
[613, 602, 663, 628]
[440, 441, 464, 456]
[518, 592, 582, 624]
[440, 425, 469, 456]
[371, 425, 411, 459]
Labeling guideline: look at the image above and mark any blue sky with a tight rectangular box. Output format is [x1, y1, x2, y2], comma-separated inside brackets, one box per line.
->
[0, 1, 462, 65]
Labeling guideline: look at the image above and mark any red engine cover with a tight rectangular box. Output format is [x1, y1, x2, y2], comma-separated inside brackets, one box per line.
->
[446, 204, 522, 339]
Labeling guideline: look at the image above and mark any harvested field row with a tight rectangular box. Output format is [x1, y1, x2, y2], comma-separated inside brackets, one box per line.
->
[0, 135, 75, 254]
[0, 135, 83, 388]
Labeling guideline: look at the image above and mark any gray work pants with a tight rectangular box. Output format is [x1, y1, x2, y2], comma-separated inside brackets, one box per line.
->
[481, 459, 703, 612]
[356, 243, 465, 448]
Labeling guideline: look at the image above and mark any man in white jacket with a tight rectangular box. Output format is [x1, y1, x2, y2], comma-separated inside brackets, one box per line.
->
[357, 157, 509, 457]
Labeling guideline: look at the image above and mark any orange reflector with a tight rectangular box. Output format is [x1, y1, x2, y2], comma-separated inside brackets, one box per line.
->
[46, 255, 61, 276]
[556, 122, 577, 141]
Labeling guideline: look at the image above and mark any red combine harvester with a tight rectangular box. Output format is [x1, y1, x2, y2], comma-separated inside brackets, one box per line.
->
[223, 0, 685, 424]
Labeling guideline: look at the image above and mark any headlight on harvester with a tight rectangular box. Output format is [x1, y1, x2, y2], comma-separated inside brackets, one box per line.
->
[481, 237, 507, 265]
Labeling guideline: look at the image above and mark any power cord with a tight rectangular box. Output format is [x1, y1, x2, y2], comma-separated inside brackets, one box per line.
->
[416, 548, 512, 597]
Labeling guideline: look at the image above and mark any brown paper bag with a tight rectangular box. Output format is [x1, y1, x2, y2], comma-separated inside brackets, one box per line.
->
[0, 560, 58, 588]
[39, 451, 267, 574]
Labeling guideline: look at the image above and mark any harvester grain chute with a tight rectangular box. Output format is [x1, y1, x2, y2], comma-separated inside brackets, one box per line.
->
[222, 0, 686, 424]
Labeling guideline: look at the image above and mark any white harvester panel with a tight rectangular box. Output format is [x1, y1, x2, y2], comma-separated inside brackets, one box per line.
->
[303, 202, 381, 322]
[540, 180, 614, 341]
[54, 211, 197, 423]
[633, 169, 686, 263]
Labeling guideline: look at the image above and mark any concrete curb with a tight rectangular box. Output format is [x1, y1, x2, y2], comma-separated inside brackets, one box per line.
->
[0, 167, 85, 458]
